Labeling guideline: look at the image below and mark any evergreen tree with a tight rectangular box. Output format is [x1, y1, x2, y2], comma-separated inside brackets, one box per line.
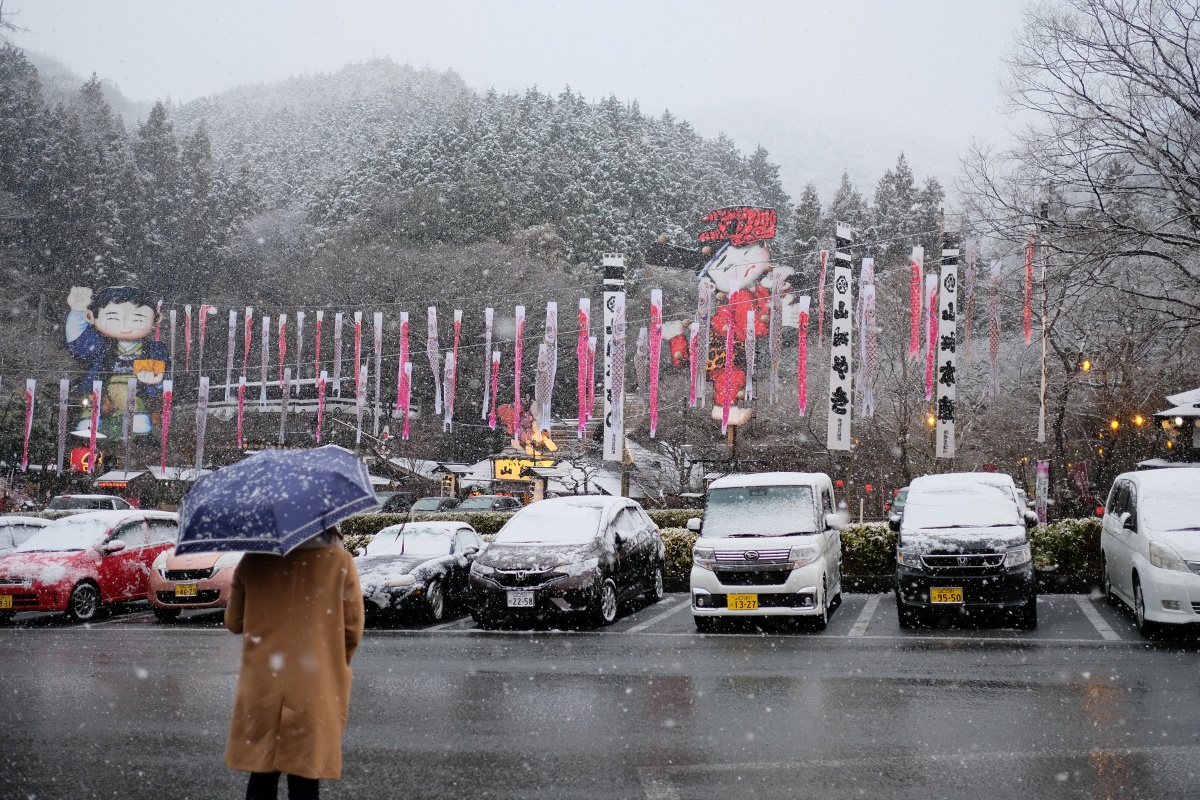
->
[791, 183, 823, 253]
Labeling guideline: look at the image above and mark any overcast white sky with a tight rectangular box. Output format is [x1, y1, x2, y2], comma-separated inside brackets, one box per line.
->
[6, 0, 1029, 198]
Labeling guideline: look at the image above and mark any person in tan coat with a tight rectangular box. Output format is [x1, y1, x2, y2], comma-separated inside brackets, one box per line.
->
[224, 528, 365, 800]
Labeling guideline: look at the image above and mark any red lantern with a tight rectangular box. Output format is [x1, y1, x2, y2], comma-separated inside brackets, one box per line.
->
[835, 479, 844, 488]
[864, 484, 874, 493]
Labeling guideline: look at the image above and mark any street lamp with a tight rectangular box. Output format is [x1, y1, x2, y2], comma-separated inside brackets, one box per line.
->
[1109, 419, 1119, 431]
[1133, 414, 1144, 427]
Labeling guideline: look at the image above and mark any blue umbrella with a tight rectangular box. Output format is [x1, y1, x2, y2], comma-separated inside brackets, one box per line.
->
[176, 445, 378, 555]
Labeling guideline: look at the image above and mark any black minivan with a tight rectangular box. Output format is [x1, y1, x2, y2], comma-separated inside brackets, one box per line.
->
[468, 495, 665, 627]
[893, 472, 1038, 628]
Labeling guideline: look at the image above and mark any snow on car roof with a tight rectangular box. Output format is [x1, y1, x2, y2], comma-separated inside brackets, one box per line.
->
[903, 473, 1021, 532]
[376, 521, 464, 537]
[708, 472, 829, 489]
[1125, 467, 1200, 492]
[910, 472, 1016, 491]
[532, 495, 631, 509]
[0, 516, 50, 527]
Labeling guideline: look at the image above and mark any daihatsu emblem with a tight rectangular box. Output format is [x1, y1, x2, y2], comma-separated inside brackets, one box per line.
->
[744, 551, 760, 561]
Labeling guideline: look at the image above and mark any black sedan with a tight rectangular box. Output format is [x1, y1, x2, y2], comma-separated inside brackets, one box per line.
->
[457, 495, 523, 512]
[354, 522, 485, 621]
[468, 495, 665, 628]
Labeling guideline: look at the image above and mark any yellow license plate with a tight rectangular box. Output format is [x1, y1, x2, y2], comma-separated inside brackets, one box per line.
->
[0, 595, 11, 609]
[930, 587, 963, 604]
[174, 583, 198, 598]
[727, 593, 759, 611]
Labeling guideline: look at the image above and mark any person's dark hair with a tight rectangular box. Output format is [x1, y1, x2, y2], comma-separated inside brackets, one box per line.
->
[92, 286, 155, 312]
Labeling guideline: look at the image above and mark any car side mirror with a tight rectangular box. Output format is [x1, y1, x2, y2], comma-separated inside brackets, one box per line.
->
[824, 512, 848, 531]
[888, 517, 900, 532]
[1024, 510, 1039, 527]
[101, 540, 126, 554]
[463, 546, 480, 556]
[614, 533, 625, 552]
[686, 517, 702, 532]
[1120, 512, 1135, 531]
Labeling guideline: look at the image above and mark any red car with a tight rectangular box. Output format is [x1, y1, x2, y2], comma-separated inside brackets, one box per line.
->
[0, 510, 178, 622]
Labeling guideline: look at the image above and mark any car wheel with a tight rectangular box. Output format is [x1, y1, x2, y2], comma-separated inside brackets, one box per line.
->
[590, 578, 618, 626]
[0, 612, 14, 625]
[1014, 598, 1038, 630]
[1101, 557, 1119, 607]
[67, 582, 101, 622]
[693, 615, 716, 632]
[1133, 579, 1158, 639]
[153, 608, 181, 623]
[425, 579, 445, 622]
[645, 564, 665, 602]
[812, 578, 829, 631]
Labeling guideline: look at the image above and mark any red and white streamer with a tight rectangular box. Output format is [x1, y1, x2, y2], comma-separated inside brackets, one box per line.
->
[963, 240, 977, 363]
[21, 378, 34, 472]
[744, 308, 756, 404]
[184, 304, 193, 369]
[857, 258, 876, 418]
[396, 313, 410, 413]
[577, 299, 590, 437]
[695, 279, 713, 407]
[816, 250, 829, 347]
[648, 289, 662, 438]
[224, 309, 237, 402]
[259, 315, 270, 407]
[768, 271, 783, 404]
[314, 311, 323, 390]
[88, 379, 101, 469]
[450, 309, 462, 428]
[243, 307, 254, 376]
[909, 246, 924, 360]
[401, 362, 413, 440]
[198, 304, 216, 371]
[687, 312, 700, 408]
[355, 364, 367, 447]
[797, 296, 810, 416]
[489, 351, 500, 431]
[443, 351, 456, 432]
[353, 311, 363, 398]
[586, 336, 597, 416]
[372, 311, 383, 435]
[925, 274, 938, 401]
[295, 311, 306, 396]
[333, 312, 344, 397]
[536, 302, 557, 433]
[160, 379, 173, 471]
[168, 309, 177, 379]
[633, 327, 649, 408]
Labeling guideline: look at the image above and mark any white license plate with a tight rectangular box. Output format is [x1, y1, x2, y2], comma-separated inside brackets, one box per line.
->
[506, 591, 535, 608]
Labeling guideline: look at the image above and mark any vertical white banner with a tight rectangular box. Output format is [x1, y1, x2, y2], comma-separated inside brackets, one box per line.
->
[195, 376, 209, 471]
[259, 315, 270, 407]
[333, 312, 344, 397]
[225, 309, 237, 402]
[372, 311, 383, 436]
[826, 224, 853, 451]
[936, 237, 960, 458]
[294, 310, 305, 395]
[57, 378, 69, 474]
[602, 253, 625, 462]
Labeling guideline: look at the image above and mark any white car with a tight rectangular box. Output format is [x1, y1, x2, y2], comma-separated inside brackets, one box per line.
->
[0, 516, 50, 557]
[1101, 467, 1200, 637]
[689, 472, 844, 630]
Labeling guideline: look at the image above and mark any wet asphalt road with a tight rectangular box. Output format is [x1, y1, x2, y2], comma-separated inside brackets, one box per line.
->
[2, 593, 1199, 800]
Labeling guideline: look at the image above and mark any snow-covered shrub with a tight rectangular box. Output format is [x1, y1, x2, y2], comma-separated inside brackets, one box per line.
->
[1029, 517, 1102, 574]
[660, 528, 698, 582]
[840, 523, 897, 576]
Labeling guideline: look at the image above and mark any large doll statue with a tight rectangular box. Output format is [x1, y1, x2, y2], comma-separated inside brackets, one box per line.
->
[66, 286, 168, 436]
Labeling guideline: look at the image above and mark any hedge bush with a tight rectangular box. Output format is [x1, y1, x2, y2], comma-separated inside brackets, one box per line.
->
[1029, 517, 1102, 575]
[840, 523, 897, 576]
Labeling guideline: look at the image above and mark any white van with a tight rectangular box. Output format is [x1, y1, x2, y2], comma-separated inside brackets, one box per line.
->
[688, 472, 844, 630]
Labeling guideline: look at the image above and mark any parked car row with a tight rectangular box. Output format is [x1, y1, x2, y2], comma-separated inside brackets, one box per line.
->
[2, 467, 1198, 640]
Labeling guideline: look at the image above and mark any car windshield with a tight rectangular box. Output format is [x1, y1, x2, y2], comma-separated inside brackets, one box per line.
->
[457, 497, 500, 510]
[48, 497, 110, 510]
[704, 486, 818, 538]
[1140, 485, 1200, 532]
[364, 526, 452, 557]
[411, 498, 448, 511]
[492, 502, 603, 545]
[902, 481, 1021, 531]
[14, 516, 114, 552]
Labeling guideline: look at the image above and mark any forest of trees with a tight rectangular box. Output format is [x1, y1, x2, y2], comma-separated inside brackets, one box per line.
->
[2, 0, 1198, 516]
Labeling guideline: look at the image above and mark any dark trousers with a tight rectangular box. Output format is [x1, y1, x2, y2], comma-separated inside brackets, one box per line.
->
[246, 771, 319, 800]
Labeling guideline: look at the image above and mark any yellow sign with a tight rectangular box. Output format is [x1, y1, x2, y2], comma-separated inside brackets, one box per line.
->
[493, 458, 555, 482]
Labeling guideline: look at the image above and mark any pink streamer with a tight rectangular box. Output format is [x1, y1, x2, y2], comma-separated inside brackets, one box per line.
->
[721, 321, 734, 434]
[909, 247, 924, 360]
[649, 289, 662, 438]
[577, 300, 590, 438]
[687, 313, 700, 408]
[1024, 236, 1035, 345]
[88, 380, 101, 471]
[314, 311, 323, 387]
[797, 297, 810, 416]
[160, 380, 173, 471]
[586, 336, 597, 416]
[353, 311, 363, 397]
[396, 313, 410, 412]
[198, 304, 215, 370]
[401, 362, 413, 440]
[514, 306, 525, 426]
[243, 308, 254, 375]
[925, 274, 938, 401]
[482, 308, 494, 420]
[816, 250, 828, 347]
[489, 352, 501, 430]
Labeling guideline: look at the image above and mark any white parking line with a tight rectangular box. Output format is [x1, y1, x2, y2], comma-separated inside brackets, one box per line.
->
[625, 599, 689, 633]
[427, 617, 471, 631]
[847, 595, 880, 638]
[1073, 595, 1122, 641]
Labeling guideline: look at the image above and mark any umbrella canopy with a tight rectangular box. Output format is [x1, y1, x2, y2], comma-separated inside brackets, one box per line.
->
[177, 445, 377, 555]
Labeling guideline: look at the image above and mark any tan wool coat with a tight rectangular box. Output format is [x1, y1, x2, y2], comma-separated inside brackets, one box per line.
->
[224, 544, 364, 780]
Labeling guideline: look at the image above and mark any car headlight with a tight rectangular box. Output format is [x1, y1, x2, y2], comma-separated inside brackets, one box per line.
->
[152, 550, 171, 571]
[383, 574, 417, 588]
[788, 544, 820, 569]
[1005, 544, 1032, 568]
[692, 547, 716, 571]
[211, 552, 241, 573]
[552, 557, 599, 577]
[1149, 541, 1191, 573]
[471, 562, 495, 576]
[896, 548, 923, 569]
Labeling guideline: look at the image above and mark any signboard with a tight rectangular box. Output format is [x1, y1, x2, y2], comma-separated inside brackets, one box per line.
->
[602, 253, 626, 462]
[493, 458, 555, 482]
[936, 235, 959, 458]
[826, 223, 853, 451]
